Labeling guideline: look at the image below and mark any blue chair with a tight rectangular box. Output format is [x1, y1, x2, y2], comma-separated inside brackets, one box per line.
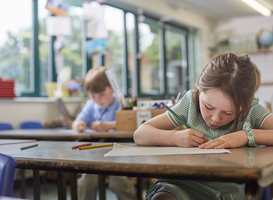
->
[0, 122, 13, 131]
[20, 121, 44, 129]
[262, 186, 272, 200]
[0, 153, 17, 196]
[246, 184, 271, 200]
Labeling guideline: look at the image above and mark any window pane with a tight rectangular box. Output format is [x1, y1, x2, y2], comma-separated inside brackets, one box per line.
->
[126, 12, 135, 96]
[139, 20, 161, 95]
[60, 6, 83, 80]
[39, 0, 50, 96]
[166, 28, 187, 95]
[0, 0, 32, 95]
[104, 6, 124, 88]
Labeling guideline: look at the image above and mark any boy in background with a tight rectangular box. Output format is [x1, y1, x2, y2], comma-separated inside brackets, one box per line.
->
[72, 67, 136, 200]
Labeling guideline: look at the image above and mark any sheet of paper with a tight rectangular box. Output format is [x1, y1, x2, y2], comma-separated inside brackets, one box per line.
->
[104, 143, 230, 157]
[0, 139, 36, 145]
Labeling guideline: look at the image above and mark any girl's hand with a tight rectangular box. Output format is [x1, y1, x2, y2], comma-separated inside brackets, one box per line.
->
[174, 129, 209, 147]
[199, 130, 248, 149]
[92, 120, 107, 131]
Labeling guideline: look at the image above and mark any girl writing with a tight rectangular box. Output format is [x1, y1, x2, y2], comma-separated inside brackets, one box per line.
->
[134, 53, 273, 200]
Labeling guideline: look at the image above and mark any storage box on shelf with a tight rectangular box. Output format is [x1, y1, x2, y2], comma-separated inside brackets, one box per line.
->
[116, 109, 185, 131]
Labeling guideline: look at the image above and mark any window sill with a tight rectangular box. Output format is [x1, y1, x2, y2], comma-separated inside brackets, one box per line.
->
[0, 97, 88, 103]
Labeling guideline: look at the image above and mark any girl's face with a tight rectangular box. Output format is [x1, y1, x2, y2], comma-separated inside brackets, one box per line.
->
[199, 89, 236, 129]
[89, 86, 114, 109]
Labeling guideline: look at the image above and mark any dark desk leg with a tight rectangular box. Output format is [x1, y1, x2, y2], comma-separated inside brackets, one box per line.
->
[33, 170, 40, 200]
[245, 181, 263, 200]
[20, 169, 26, 198]
[137, 177, 143, 200]
[70, 172, 78, 200]
[57, 172, 67, 200]
[98, 175, 106, 200]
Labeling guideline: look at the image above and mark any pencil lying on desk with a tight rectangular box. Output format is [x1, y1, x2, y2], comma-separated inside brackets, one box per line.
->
[165, 105, 191, 129]
[79, 143, 113, 150]
[71, 143, 92, 149]
[21, 144, 38, 150]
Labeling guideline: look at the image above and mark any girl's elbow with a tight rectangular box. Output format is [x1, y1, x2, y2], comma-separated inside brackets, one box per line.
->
[133, 129, 140, 144]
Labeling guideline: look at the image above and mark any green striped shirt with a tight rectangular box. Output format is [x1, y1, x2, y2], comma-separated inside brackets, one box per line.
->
[167, 90, 272, 140]
[152, 90, 272, 200]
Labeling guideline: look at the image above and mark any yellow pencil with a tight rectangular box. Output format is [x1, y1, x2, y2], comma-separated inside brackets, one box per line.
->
[79, 143, 113, 150]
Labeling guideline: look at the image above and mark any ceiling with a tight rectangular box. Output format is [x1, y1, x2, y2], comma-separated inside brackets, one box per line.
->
[164, 0, 273, 20]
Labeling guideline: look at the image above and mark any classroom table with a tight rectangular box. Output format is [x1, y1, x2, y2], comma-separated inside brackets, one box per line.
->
[0, 141, 272, 200]
[0, 129, 134, 141]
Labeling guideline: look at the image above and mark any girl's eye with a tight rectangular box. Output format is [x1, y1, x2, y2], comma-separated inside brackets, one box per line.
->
[225, 112, 233, 116]
[205, 105, 213, 110]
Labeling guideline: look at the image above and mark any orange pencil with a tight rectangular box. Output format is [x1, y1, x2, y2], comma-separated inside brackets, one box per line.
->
[71, 143, 92, 149]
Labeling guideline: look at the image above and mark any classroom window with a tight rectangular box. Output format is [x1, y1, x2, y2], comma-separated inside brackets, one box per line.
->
[166, 27, 188, 95]
[0, 0, 32, 95]
[39, 0, 50, 96]
[0, 1, 190, 98]
[126, 12, 135, 97]
[104, 6, 124, 87]
[59, 6, 83, 80]
[138, 18, 162, 95]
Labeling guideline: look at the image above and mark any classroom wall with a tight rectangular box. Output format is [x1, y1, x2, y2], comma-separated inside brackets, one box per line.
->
[215, 15, 273, 107]
[0, 98, 84, 129]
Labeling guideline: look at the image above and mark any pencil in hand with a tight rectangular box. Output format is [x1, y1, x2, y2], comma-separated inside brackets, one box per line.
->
[165, 105, 191, 128]
[21, 144, 38, 150]
[71, 143, 92, 149]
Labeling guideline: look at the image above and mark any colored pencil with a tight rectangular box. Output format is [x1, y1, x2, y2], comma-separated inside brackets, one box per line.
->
[79, 143, 113, 150]
[71, 143, 92, 149]
[21, 144, 38, 150]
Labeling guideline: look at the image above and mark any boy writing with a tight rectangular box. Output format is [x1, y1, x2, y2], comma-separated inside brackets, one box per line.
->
[72, 67, 136, 200]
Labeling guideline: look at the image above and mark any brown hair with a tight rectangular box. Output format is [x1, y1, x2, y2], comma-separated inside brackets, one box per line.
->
[193, 53, 256, 131]
[253, 64, 261, 91]
[84, 67, 111, 93]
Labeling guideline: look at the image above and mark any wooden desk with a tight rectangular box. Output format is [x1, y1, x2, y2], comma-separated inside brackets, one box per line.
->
[0, 129, 134, 141]
[0, 141, 272, 200]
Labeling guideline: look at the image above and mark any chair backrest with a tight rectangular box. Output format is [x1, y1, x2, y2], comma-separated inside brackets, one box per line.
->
[0, 153, 17, 196]
[20, 121, 44, 129]
[0, 122, 13, 131]
[262, 186, 272, 200]
[246, 184, 271, 200]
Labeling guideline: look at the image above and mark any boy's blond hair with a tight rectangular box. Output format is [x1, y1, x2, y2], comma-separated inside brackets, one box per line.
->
[84, 67, 111, 93]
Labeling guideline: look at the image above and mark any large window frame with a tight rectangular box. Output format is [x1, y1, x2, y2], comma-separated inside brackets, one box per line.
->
[17, 0, 191, 99]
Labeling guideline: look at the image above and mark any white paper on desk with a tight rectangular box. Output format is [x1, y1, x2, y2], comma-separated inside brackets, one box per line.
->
[104, 143, 230, 157]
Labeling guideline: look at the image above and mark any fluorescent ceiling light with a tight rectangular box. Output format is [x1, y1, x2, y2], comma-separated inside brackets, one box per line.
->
[241, 0, 271, 16]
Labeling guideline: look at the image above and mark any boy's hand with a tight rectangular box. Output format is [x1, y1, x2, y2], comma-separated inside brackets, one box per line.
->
[199, 131, 248, 149]
[174, 129, 209, 147]
[72, 120, 88, 133]
[92, 120, 107, 131]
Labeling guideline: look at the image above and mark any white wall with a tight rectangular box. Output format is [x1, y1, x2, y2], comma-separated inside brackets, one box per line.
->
[216, 15, 273, 107]
[0, 98, 84, 129]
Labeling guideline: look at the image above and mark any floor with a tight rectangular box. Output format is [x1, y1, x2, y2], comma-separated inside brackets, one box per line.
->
[12, 176, 119, 200]
[12, 173, 148, 200]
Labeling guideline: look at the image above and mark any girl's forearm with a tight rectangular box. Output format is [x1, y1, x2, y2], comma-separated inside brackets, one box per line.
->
[253, 129, 273, 145]
[134, 124, 176, 146]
